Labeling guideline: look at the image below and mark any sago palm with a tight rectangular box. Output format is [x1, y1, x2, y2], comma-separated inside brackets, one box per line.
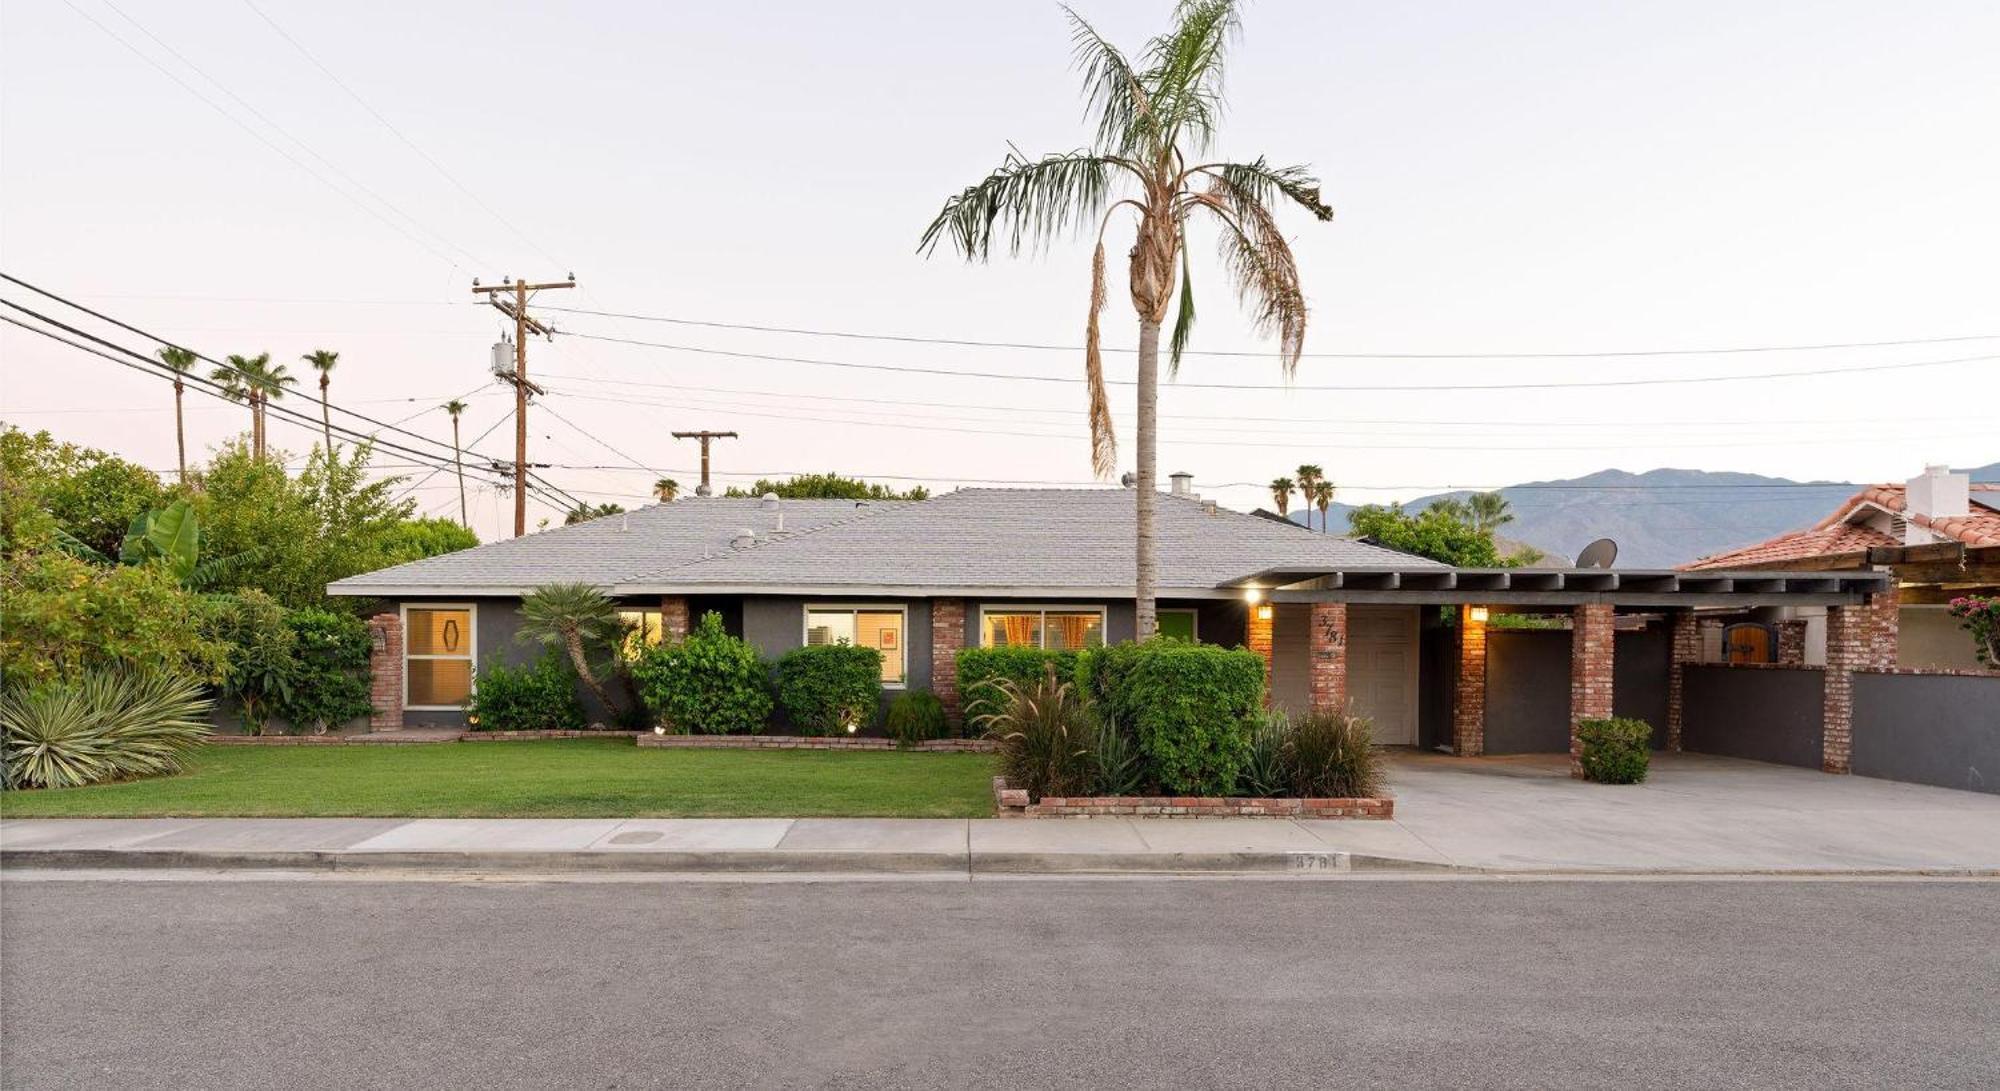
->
[157, 346, 198, 483]
[922, 0, 1331, 637]
[1268, 476, 1294, 517]
[443, 399, 470, 528]
[1294, 464, 1324, 529]
[303, 348, 340, 454]
[518, 582, 625, 716]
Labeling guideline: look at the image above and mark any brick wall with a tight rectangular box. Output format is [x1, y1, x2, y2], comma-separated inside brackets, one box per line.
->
[931, 598, 966, 726]
[1569, 603, 1616, 775]
[659, 596, 690, 640]
[1453, 605, 1487, 755]
[1247, 602, 1275, 705]
[1308, 602, 1348, 711]
[1776, 620, 1807, 666]
[1665, 610, 1699, 751]
[1822, 592, 1898, 774]
[367, 612, 403, 732]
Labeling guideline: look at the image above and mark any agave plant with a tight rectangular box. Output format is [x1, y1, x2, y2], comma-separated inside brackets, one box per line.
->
[1, 670, 212, 790]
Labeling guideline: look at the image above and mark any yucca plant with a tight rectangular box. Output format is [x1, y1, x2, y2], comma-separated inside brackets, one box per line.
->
[1, 670, 212, 790]
[973, 670, 1099, 800]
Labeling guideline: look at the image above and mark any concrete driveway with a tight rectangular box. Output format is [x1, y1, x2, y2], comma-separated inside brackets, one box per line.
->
[1297, 750, 2000, 873]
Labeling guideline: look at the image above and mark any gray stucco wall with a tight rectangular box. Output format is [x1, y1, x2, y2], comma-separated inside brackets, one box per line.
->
[1483, 630, 1571, 754]
[1852, 671, 2000, 794]
[1681, 665, 1825, 769]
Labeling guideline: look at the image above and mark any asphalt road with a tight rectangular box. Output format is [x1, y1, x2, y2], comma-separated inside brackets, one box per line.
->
[3, 876, 1997, 1089]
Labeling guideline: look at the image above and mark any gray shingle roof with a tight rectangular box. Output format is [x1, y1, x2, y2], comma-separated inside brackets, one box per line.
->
[330, 488, 1438, 597]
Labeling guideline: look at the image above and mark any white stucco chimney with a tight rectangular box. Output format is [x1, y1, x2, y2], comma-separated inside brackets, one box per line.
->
[1905, 464, 1968, 521]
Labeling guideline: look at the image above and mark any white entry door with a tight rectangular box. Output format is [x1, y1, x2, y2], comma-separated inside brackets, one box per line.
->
[1346, 606, 1419, 745]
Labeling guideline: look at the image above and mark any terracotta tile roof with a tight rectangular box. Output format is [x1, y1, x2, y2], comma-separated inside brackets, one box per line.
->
[1684, 483, 2000, 569]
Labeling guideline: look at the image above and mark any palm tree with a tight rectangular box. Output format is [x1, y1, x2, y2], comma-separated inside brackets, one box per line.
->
[1268, 477, 1294, 517]
[443, 399, 470, 528]
[1294, 464, 1324, 529]
[302, 349, 339, 454]
[251, 359, 298, 455]
[211, 354, 261, 454]
[1313, 479, 1335, 534]
[1468, 491, 1515, 535]
[922, 1, 1331, 638]
[518, 582, 624, 716]
[157, 346, 198, 483]
[654, 477, 680, 503]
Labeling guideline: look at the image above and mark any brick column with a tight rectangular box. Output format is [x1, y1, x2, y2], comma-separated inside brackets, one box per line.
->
[1569, 603, 1616, 776]
[1247, 602, 1275, 705]
[659, 595, 691, 640]
[367, 612, 404, 732]
[1776, 620, 1807, 666]
[1453, 606, 1488, 756]
[1308, 602, 1348, 712]
[1665, 610, 1699, 751]
[1822, 592, 1897, 774]
[931, 598, 967, 727]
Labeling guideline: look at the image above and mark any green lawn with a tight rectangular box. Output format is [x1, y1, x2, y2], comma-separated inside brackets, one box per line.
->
[0, 739, 996, 818]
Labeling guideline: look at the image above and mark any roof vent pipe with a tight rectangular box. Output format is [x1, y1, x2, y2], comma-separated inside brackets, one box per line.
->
[732, 527, 756, 548]
[619, 512, 629, 532]
[1169, 471, 1194, 497]
[761, 491, 780, 510]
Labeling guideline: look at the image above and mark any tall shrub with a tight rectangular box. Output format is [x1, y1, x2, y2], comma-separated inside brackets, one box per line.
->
[467, 652, 586, 732]
[274, 607, 372, 734]
[975, 671, 1099, 800]
[957, 646, 1082, 725]
[210, 590, 297, 736]
[1576, 717, 1651, 784]
[776, 643, 882, 735]
[1100, 641, 1264, 796]
[630, 612, 772, 734]
[885, 690, 949, 748]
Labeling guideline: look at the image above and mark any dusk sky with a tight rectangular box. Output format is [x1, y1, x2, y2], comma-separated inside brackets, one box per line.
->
[4, 0, 1996, 540]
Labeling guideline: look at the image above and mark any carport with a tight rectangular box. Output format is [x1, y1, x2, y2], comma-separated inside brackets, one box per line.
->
[1228, 565, 1895, 777]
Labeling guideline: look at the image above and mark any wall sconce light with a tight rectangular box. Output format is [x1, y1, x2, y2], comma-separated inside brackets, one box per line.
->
[845, 721, 859, 735]
[1469, 606, 1490, 623]
[654, 725, 667, 736]
[1244, 587, 1264, 604]
[1255, 604, 1273, 622]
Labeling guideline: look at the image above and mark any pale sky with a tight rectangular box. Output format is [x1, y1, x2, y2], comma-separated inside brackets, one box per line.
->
[4, 0, 1997, 541]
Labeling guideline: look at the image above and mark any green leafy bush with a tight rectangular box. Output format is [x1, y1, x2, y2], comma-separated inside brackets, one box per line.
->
[975, 670, 1098, 800]
[1576, 716, 1652, 784]
[776, 643, 883, 735]
[1, 669, 212, 790]
[274, 608, 372, 734]
[210, 590, 298, 736]
[630, 612, 772, 734]
[885, 689, 949, 747]
[0, 552, 231, 687]
[467, 652, 587, 732]
[957, 646, 1082, 725]
[1095, 641, 1264, 796]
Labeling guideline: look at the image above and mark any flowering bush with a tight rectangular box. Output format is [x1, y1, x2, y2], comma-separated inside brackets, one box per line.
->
[1947, 595, 1999, 668]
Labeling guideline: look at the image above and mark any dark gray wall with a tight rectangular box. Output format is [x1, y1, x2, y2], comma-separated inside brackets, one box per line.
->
[1418, 610, 1456, 750]
[1615, 626, 1671, 750]
[1483, 630, 1571, 754]
[1681, 665, 1824, 769]
[1853, 672, 2000, 795]
[1268, 604, 1311, 713]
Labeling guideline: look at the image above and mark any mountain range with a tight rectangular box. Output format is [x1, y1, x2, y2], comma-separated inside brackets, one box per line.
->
[1286, 462, 2000, 568]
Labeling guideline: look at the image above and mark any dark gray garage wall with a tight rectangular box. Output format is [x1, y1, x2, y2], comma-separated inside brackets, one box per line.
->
[1853, 672, 2000, 795]
[1615, 626, 1671, 750]
[1483, 630, 1570, 754]
[1681, 665, 1824, 769]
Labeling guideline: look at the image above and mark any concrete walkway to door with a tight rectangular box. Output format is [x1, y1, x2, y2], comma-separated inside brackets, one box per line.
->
[1293, 750, 2000, 873]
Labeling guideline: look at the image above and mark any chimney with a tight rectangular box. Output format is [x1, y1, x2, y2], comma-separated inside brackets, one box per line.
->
[1904, 464, 1968, 533]
[1168, 471, 1194, 497]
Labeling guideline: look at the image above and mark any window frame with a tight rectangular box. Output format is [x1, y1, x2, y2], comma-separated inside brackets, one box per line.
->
[977, 604, 1110, 651]
[801, 603, 910, 689]
[402, 602, 478, 711]
[1158, 608, 1200, 642]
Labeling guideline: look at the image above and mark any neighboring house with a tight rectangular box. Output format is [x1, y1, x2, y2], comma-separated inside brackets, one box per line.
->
[1683, 465, 2000, 670]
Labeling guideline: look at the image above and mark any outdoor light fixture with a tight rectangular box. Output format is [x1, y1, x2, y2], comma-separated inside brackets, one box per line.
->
[846, 721, 859, 735]
[654, 725, 666, 736]
[1256, 604, 1273, 622]
[1469, 606, 1490, 623]
[1244, 587, 1264, 604]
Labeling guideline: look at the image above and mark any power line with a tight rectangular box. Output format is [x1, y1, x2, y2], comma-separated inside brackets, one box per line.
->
[557, 329, 2000, 392]
[538, 304, 2000, 360]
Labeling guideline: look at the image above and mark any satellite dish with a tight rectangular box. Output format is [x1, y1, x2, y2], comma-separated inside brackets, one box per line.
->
[1576, 538, 1619, 569]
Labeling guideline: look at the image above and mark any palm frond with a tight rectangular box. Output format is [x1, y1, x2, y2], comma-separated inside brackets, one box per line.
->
[1064, 7, 1157, 156]
[1168, 232, 1196, 375]
[1201, 158, 1333, 221]
[1141, 0, 1241, 152]
[1084, 238, 1117, 477]
[918, 150, 1117, 260]
[1197, 174, 1311, 373]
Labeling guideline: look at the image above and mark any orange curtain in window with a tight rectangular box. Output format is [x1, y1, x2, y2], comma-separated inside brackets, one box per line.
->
[1053, 615, 1092, 649]
[1003, 614, 1037, 646]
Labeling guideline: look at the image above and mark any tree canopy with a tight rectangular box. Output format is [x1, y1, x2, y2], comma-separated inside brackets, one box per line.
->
[723, 473, 930, 501]
[1347, 502, 1504, 568]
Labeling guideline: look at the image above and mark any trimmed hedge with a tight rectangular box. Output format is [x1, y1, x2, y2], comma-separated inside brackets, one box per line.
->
[467, 652, 586, 732]
[885, 689, 949, 747]
[630, 612, 772, 734]
[957, 645, 1082, 725]
[1106, 641, 1265, 796]
[1577, 716, 1652, 784]
[776, 643, 883, 736]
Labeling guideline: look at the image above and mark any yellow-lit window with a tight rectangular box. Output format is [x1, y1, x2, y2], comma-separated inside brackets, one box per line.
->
[980, 607, 1106, 650]
[804, 607, 906, 685]
[618, 609, 665, 662]
[406, 606, 475, 707]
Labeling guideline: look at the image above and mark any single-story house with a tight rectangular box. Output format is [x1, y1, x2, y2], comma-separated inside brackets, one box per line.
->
[330, 483, 1905, 776]
[1683, 464, 1999, 670]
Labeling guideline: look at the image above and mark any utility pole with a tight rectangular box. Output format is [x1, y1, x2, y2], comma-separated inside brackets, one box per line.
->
[672, 430, 738, 496]
[473, 274, 575, 536]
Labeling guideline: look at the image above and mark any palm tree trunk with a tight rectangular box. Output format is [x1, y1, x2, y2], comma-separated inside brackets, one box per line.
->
[564, 632, 617, 718]
[251, 393, 264, 459]
[452, 417, 468, 528]
[173, 379, 187, 484]
[319, 374, 333, 454]
[1134, 317, 1160, 640]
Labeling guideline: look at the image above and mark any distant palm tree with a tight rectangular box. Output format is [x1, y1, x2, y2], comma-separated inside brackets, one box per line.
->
[212, 353, 295, 459]
[921, 0, 1332, 638]
[443, 399, 470, 528]
[302, 349, 340, 453]
[518, 582, 624, 715]
[1294, 464, 1324, 529]
[654, 477, 680, 503]
[157, 346, 198, 483]
[1268, 477, 1294, 518]
[1468, 491, 1515, 534]
[1313, 479, 1335, 534]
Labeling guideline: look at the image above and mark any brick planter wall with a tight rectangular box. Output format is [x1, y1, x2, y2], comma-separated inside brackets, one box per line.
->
[992, 778, 1392, 819]
[639, 733, 994, 752]
[932, 598, 966, 726]
[461, 730, 646, 741]
[367, 612, 403, 732]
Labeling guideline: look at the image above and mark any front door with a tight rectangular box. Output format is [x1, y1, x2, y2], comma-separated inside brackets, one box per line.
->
[1346, 606, 1419, 745]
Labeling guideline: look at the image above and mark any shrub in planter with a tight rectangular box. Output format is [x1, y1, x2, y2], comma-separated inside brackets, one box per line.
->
[1, 668, 212, 790]
[467, 653, 586, 732]
[957, 646, 1082, 725]
[1576, 716, 1652, 784]
[274, 607, 372, 734]
[1284, 707, 1382, 798]
[975, 670, 1098, 800]
[630, 612, 772, 734]
[1098, 641, 1264, 797]
[776, 643, 883, 736]
[885, 689, 948, 747]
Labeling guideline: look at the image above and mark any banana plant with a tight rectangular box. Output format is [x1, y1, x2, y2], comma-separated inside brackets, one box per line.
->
[118, 501, 264, 591]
